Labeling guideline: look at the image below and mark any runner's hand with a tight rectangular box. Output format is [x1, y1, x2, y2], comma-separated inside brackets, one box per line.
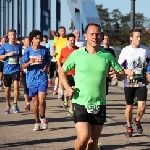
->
[125, 69, 133, 77]
[66, 87, 74, 97]
[6, 51, 14, 57]
[29, 58, 36, 64]
[41, 65, 47, 72]
[108, 69, 116, 78]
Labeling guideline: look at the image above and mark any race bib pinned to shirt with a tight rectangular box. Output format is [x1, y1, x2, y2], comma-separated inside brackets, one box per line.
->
[8, 57, 19, 64]
[85, 105, 100, 114]
[30, 56, 43, 65]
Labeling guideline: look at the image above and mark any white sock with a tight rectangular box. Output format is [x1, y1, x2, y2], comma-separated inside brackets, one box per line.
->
[27, 103, 30, 105]
[61, 90, 64, 95]
[54, 86, 57, 90]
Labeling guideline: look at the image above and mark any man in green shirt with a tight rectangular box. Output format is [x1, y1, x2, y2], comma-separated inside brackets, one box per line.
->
[59, 23, 124, 150]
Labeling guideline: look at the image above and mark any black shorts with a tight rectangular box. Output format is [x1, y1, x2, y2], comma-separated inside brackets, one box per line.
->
[124, 86, 147, 105]
[67, 75, 75, 87]
[3, 71, 20, 87]
[73, 103, 106, 125]
[0, 61, 4, 72]
[50, 62, 56, 79]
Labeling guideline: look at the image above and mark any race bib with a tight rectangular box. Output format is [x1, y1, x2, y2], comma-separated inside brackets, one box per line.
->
[31, 56, 43, 65]
[85, 105, 100, 114]
[8, 57, 18, 64]
[133, 68, 143, 79]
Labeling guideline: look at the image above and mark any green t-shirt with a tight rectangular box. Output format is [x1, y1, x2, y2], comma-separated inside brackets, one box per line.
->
[63, 47, 122, 106]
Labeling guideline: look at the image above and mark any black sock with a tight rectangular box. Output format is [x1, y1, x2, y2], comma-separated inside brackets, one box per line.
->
[40, 116, 45, 119]
[14, 103, 17, 105]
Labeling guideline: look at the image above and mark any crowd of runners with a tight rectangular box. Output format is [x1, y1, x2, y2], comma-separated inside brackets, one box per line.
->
[0, 23, 150, 150]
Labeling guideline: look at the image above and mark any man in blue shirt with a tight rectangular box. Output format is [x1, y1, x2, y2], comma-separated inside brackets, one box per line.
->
[21, 30, 50, 131]
[0, 29, 22, 114]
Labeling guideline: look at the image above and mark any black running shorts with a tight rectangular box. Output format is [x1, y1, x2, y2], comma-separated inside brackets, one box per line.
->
[124, 86, 147, 105]
[3, 71, 20, 87]
[0, 61, 4, 72]
[73, 103, 106, 125]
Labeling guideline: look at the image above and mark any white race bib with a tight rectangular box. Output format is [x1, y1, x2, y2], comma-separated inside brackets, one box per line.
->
[8, 57, 18, 64]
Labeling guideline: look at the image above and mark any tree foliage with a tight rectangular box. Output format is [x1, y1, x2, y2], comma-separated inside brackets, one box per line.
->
[96, 4, 150, 47]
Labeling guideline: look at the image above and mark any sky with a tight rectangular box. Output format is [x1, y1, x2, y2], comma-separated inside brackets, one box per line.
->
[51, 0, 150, 33]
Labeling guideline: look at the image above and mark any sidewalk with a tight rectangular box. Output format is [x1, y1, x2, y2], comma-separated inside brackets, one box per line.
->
[0, 86, 150, 150]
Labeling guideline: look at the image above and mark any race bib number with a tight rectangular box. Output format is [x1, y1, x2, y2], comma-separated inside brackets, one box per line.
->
[85, 105, 100, 114]
[31, 56, 43, 65]
[8, 57, 18, 64]
[133, 68, 143, 79]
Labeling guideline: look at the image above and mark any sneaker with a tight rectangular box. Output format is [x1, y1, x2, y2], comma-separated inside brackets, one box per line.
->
[125, 127, 133, 138]
[133, 118, 143, 134]
[53, 90, 57, 95]
[63, 100, 68, 109]
[4, 104, 11, 114]
[12, 105, 20, 113]
[68, 109, 74, 117]
[40, 118, 48, 129]
[33, 123, 40, 131]
[25, 104, 30, 111]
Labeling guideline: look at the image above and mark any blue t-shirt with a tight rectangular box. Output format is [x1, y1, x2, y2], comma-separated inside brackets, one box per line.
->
[0, 43, 22, 74]
[21, 46, 50, 88]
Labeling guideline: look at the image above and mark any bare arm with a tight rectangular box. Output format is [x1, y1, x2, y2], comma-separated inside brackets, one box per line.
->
[0, 54, 7, 60]
[59, 67, 70, 90]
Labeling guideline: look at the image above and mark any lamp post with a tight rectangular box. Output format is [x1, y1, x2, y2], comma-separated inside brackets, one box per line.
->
[130, 0, 136, 30]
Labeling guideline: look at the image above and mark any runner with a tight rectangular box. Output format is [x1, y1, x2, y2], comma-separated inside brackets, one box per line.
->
[52, 26, 67, 100]
[57, 33, 78, 116]
[118, 29, 150, 138]
[21, 37, 31, 110]
[40, 35, 48, 46]
[101, 34, 116, 95]
[73, 29, 86, 48]
[0, 36, 8, 89]
[21, 30, 50, 131]
[59, 23, 124, 149]
[0, 29, 22, 114]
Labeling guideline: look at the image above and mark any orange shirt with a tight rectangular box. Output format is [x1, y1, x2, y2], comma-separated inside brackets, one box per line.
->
[59, 46, 79, 75]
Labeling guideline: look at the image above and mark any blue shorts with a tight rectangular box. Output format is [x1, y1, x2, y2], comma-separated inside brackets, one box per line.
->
[29, 84, 47, 97]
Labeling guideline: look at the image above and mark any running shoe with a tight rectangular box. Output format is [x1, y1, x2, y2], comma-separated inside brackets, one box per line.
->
[68, 109, 74, 117]
[40, 118, 48, 129]
[53, 90, 57, 95]
[4, 104, 11, 114]
[125, 127, 133, 138]
[12, 105, 20, 113]
[33, 123, 40, 131]
[25, 104, 30, 111]
[63, 100, 68, 109]
[133, 118, 143, 134]
[58, 90, 62, 99]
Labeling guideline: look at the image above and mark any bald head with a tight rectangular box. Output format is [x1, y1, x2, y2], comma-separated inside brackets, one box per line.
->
[73, 29, 80, 41]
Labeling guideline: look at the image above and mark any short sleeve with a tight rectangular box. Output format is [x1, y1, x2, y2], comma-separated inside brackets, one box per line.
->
[59, 49, 63, 62]
[62, 51, 77, 72]
[53, 37, 58, 46]
[0, 45, 5, 55]
[20, 50, 30, 64]
[109, 54, 123, 72]
[46, 42, 50, 49]
[118, 48, 126, 65]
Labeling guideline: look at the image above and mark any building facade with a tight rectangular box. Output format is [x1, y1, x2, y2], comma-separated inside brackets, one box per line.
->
[0, 0, 101, 38]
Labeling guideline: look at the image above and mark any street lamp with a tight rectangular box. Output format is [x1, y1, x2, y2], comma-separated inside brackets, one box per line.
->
[130, 0, 136, 30]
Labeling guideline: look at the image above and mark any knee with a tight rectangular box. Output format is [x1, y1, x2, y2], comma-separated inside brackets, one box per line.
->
[77, 133, 90, 147]
[126, 105, 133, 112]
[39, 100, 45, 106]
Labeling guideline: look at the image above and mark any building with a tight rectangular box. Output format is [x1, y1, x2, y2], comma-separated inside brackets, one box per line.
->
[0, 0, 101, 38]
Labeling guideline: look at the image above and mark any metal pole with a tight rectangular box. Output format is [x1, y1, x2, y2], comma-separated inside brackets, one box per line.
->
[20, 0, 22, 38]
[130, 0, 136, 30]
[3, 0, 6, 35]
[48, 0, 51, 38]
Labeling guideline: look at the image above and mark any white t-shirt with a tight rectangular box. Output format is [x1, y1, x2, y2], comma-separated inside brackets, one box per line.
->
[67, 40, 86, 48]
[118, 45, 150, 87]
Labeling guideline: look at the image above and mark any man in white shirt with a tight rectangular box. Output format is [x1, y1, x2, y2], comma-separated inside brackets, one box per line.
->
[118, 29, 150, 138]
